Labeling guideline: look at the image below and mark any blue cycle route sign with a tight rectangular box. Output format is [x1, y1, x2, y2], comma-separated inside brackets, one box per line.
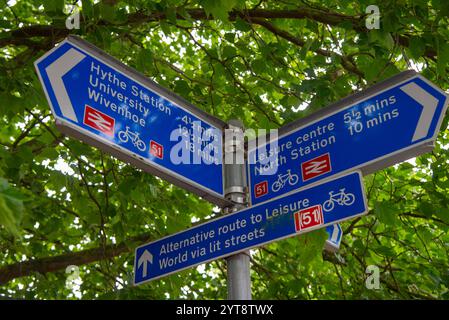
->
[35, 36, 226, 206]
[248, 71, 448, 205]
[134, 171, 367, 285]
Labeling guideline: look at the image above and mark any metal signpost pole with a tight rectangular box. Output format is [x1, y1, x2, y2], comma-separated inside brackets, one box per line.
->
[224, 120, 251, 300]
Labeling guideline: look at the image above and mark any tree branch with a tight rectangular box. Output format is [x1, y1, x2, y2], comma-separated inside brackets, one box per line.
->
[247, 17, 364, 77]
[0, 232, 152, 285]
[0, 7, 436, 59]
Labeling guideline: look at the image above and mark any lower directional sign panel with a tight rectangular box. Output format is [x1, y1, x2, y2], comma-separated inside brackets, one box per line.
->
[134, 171, 367, 285]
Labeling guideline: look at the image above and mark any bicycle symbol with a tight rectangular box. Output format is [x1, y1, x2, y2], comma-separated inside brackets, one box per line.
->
[118, 126, 146, 152]
[323, 188, 355, 212]
[271, 169, 299, 192]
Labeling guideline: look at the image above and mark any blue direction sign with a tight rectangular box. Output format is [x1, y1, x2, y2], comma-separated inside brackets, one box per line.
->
[248, 71, 448, 205]
[324, 224, 343, 252]
[35, 36, 227, 206]
[134, 171, 367, 285]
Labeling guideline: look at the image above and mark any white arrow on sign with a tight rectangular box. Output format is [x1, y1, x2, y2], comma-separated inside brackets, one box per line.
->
[324, 224, 342, 253]
[138, 250, 153, 278]
[45, 48, 86, 123]
[400, 82, 439, 142]
[329, 224, 341, 245]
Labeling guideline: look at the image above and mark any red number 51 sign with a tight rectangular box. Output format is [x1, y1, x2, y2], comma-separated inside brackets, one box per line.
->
[294, 204, 324, 232]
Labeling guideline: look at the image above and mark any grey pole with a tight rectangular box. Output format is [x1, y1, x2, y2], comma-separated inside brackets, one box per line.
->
[223, 119, 251, 300]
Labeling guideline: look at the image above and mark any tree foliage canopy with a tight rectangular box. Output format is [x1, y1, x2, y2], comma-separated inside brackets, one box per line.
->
[1, 0, 449, 299]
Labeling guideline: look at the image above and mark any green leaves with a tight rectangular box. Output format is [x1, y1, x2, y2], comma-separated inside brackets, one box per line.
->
[368, 30, 395, 50]
[137, 49, 154, 74]
[174, 79, 191, 97]
[296, 229, 327, 265]
[0, 178, 25, 237]
[375, 201, 399, 225]
[433, 207, 449, 225]
[42, 0, 64, 16]
[98, 3, 116, 23]
[409, 37, 426, 60]
[234, 17, 251, 31]
[418, 201, 435, 218]
[432, 0, 449, 17]
[436, 41, 449, 77]
[81, 0, 94, 19]
[200, 0, 237, 21]
[222, 45, 236, 59]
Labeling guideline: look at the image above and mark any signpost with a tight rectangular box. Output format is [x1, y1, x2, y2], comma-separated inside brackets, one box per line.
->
[134, 171, 367, 285]
[35, 37, 448, 299]
[34, 35, 228, 206]
[248, 71, 448, 205]
[324, 224, 343, 252]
